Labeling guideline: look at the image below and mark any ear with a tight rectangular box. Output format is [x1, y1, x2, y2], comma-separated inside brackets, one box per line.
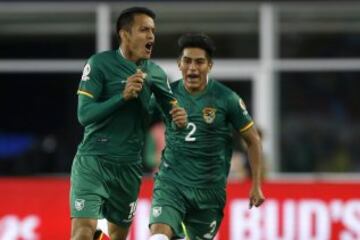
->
[120, 29, 129, 42]
[208, 61, 213, 71]
[177, 58, 182, 69]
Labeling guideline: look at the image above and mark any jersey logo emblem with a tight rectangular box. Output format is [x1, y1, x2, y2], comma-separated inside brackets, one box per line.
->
[81, 64, 91, 81]
[152, 206, 162, 217]
[202, 107, 217, 124]
[239, 99, 247, 110]
[239, 99, 249, 115]
[75, 199, 85, 211]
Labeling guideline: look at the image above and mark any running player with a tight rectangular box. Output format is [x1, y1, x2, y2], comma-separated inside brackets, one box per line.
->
[149, 33, 265, 240]
[70, 7, 187, 240]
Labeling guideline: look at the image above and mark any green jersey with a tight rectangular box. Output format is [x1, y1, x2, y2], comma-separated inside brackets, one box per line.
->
[158, 79, 253, 188]
[76, 49, 176, 164]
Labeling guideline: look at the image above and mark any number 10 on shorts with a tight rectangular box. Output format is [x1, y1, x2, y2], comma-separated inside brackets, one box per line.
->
[128, 201, 137, 220]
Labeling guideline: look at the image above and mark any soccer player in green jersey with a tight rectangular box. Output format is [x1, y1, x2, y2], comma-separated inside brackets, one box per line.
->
[70, 7, 187, 240]
[148, 33, 265, 240]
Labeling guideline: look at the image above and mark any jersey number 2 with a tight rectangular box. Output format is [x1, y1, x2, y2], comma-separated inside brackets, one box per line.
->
[185, 122, 196, 142]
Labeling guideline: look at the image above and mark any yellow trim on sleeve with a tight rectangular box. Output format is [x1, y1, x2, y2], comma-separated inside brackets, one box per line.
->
[240, 121, 254, 133]
[77, 90, 94, 98]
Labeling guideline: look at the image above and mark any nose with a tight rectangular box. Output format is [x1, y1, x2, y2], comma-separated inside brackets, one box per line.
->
[148, 31, 155, 41]
[189, 61, 196, 70]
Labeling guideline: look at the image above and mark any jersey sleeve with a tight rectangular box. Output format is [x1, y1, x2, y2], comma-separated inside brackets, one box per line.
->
[76, 56, 125, 126]
[227, 92, 254, 132]
[77, 56, 103, 99]
[149, 67, 178, 120]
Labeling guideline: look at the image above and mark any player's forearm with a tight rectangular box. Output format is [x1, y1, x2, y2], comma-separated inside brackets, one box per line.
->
[77, 94, 125, 126]
[247, 141, 263, 186]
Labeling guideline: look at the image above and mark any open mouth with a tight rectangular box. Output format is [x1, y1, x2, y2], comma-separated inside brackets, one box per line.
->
[145, 42, 153, 53]
[187, 73, 200, 82]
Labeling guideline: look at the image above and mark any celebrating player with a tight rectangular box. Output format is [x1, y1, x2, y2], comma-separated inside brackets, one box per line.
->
[148, 33, 265, 240]
[70, 7, 187, 240]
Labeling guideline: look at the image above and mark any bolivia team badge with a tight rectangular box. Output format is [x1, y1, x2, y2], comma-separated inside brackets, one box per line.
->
[152, 206, 162, 217]
[75, 199, 85, 211]
[202, 107, 217, 124]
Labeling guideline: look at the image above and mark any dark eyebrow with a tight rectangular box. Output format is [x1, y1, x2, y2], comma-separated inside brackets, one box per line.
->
[183, 56, 206, 61]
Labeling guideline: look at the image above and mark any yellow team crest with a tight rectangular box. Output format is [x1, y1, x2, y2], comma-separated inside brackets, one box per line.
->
[202, 107, 217, 124]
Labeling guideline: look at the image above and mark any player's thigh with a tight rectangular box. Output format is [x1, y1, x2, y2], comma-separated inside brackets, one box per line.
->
[149, 179, 186, 239]
[184, 207, 223, 240]
[70, 155, 108, 219]
[104, 162, 143, 228]
[71, 218, 97, 239]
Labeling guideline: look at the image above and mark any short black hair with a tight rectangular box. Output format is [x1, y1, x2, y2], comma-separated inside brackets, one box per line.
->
[178, 33, 216, 60]
[116, 7, 156, 36]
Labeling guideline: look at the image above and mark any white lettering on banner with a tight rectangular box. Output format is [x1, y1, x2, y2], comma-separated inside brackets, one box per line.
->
[341, 201, 360, 240]
[299, 200, 330, 240]
[264, 200, 296, 240]
[231, 200, 261, 240]
[230, 199, 360, 240]
[0, 215, 40, 240]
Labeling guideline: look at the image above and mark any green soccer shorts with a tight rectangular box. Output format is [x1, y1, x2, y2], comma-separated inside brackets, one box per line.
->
[70, 155, 142, 227]
[149, 178, 225, 240]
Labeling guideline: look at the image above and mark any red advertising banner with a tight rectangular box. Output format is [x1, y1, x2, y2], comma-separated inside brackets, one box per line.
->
[0, 178, 70, 240]
[1, 178, 360, 240]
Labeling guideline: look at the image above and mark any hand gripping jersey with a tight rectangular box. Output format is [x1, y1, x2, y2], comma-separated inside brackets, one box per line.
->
[76, 50, 176, 164]
[158, 79, 253, 188]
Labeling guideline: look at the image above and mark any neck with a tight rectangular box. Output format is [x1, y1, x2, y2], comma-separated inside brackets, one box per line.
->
[119, 45, 140, 63]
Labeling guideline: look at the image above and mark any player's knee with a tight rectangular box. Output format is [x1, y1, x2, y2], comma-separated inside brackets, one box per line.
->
[109, 231, 128, 240]
[150, 223, 173, 236]
[71, 226, 95, 240]
[108, 224, 129, 240]
[150, 223, 174, 239]
[149, 233, 170, 240]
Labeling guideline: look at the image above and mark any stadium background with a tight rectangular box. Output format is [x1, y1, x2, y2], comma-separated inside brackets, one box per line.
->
[1, 0, 360, 239]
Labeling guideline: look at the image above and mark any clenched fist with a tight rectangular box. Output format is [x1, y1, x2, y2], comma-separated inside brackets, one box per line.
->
[249, 186, 265, 209]
[170, 107, 188, 129]
[123, 69, 147, 101]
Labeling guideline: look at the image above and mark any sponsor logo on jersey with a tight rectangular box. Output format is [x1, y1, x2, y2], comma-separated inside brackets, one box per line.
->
[152, 206, 162, 217]
[202, 107, 217, 124]
[75, 199, 85, 211]
[81, 64, 91, 81]
[239, 99, 247, 109]
[239, 99, 248, 115]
